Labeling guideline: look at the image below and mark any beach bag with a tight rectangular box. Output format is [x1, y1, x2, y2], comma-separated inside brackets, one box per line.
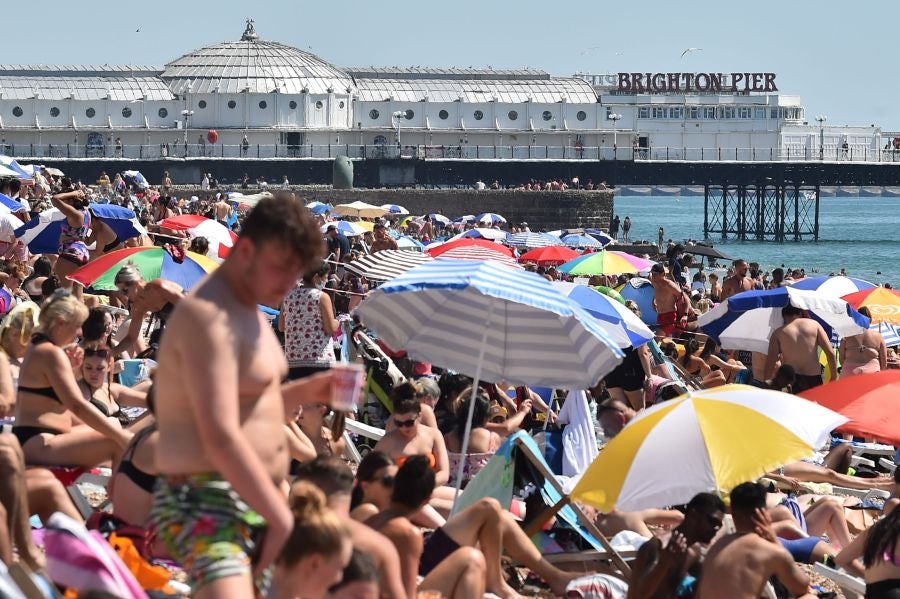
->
[107, 533, 173, 593]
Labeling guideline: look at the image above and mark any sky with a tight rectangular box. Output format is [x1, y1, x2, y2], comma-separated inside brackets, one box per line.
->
[8, 0, 897, 129]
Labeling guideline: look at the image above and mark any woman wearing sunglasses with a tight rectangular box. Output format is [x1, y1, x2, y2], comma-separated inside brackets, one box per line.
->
[349, 451, 397, 523]
[74, 343, 148, 428]
[13, 291, 132, 467]
[110, 264, 184, 358]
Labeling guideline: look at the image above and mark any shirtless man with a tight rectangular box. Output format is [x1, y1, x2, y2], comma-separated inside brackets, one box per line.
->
[699, 482, 815, 599]
[628, 493, 725, 599]
[649, 263, 684, 337]
[370, 223, 399, 253]
[720, 259, 753, 301]
[764, 304, 836, 393]
[214, 194, 233, 226]
[151, 194, 332, 598]
[292, 457, 407, 599]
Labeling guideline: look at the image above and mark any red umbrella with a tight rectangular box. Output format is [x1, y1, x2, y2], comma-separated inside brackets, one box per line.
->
[426, 237, 514, 258]
[436, 247, 522, 269]
[158, 214, 237, 260]
[519, 246, 580, 266]
[798, 370, 900, 445]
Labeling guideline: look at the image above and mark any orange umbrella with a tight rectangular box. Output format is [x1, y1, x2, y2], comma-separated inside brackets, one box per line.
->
[798, 370, 900, 445]
[519, 246, 580, 266]
[842, 287, 900, 325]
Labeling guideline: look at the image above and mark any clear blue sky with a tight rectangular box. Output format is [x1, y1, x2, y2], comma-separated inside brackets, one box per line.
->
[9, 0, 895, 129]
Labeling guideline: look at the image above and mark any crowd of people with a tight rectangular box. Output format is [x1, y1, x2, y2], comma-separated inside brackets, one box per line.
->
[0, 166, 897, 599]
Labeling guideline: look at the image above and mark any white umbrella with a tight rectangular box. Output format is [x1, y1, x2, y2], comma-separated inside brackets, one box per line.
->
[380, 203, 410, 215]
[344, 249, 433, 281]
[448, 228, 509, 243]
[333, 201, 387, 218]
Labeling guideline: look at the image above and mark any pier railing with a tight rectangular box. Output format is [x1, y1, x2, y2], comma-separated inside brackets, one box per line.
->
[5, 143, 900, 163]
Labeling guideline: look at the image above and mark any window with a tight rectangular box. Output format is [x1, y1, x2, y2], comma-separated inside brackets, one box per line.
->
[86, 107, 96, 118]
[439, 109, 449, 120]
[508, 110, 518, 121]
[315, 100, 323, 109]
[121, 107, 132, 118]
[771, 108, 779, 119]
[228, 100, 237, 109]
[652, 107, 666, 119]
[739, 107, 753, 119]
[669, 107, 683, 119]
[289, 100, 298, 109]
[198, 100, 207, 109]
[50, 106, 60, 117]
[158, 108, 168, 118]
[373, 135, 387, 145]
[12, 107, 23, 117]
[689, 107, 701, 119]
[404, 109, 413, 120]
[638, 107, 650, 119]
[258, 100, 267, 109]
[473, 110, 484, 120]
[722, 107, 735, 119]
[339, 101, 345, 108]
[369, 109, 379, 119]
[542, 110, 552, 121]
[576, 110, 587, 121]
[703, 107, 716, 119]
[754, 107, 766, 119]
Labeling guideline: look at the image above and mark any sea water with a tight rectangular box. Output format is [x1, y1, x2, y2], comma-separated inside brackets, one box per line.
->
[612, 195, 900, 286]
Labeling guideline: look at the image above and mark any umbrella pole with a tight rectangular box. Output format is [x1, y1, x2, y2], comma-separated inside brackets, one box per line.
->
[450, 301, 495, 517]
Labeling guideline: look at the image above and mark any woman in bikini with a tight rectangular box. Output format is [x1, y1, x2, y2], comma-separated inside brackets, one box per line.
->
[75, 341, 148, 428]
[12, 291, 132, 467]
[349, 450, 398, 523]
[50, 185, 92, 291]
[110, 264, 184, 357]
[839, 306, 887, 377]
[836, 498, 900, 598]
[444, 392, 502, 488]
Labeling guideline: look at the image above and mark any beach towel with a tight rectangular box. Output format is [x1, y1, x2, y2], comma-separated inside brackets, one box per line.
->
[557, 389, 599, 484]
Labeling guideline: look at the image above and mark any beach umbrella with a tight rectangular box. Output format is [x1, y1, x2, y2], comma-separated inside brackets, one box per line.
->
[476, 212, 507, 225]
[355, 258, 625, 510]
[14, 204, 145, 255]
[508, 232, 564, 249]
[0, 193, 25, 213]
[427, 237, 515, 258]
[562, 234, 605, 249]
[698, 287, 869, 353]
[841, 287, 900, 325]
[427, 214, 451, 225]
[231, 192, 272, 210]
[571, 385, 847, 512]
[559, 250, 656, 276]
[67, 247, 217, 291]
[584, 228, 616, 247]
[305, 201, 331, 215]
[552, 281, 654, 348]
[396, 235, 425, 251]
[0, 156, 31, 180]
[519, 246, 580, 266]
[44, 167, 64, 177]
[344, 249, 433, 282]
[436, 246, 522, 269]
[121, 170, 148, 190]
[452, 215, 476, 225]
[450, 228, 510, 243]
[798, 370, 900, 445]
[321, 221, 367, 237]
[872, 321, 900, 347]
[789, 275, 876, 298]
[332, 201, 387, 219]
[618, 278, 658, 326]
[380, 203, 409, 215]
[158, 214, 238, 260]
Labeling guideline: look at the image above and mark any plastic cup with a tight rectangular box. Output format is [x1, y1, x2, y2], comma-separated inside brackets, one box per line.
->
[330, 363, 365, 411]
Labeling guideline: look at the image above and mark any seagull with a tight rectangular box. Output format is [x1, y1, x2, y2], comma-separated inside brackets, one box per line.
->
[680, 47, 703, 58]
[135, 27, 141, 32]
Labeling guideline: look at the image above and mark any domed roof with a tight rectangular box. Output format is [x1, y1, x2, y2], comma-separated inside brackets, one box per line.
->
[160, 20, 354, 95]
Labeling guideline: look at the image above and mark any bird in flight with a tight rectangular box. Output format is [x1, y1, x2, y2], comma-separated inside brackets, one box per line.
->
[680, 47, 703, 58]
[135, 27, 141, 33]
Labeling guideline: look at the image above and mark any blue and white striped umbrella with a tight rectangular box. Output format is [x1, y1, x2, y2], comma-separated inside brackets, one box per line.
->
[452, 228, 509, 242]
[553, 281, 654, 348]
[427, 214, 451, 225]
[452, 215, 476, 225]
[396, 235, 425, 251]
[562, 234, 605, 249]
[380, 204, 409, 215]
[873, 321, 900, 347]
[0, 193, 25, 213]
[356, 259, 623, 389]
[15, 204, 145, 254]
[584, 229, 616, 247]
[305, 201, 331, 215]
[476, 212, 507, 225]
[507, 232, 564, 248]
[789, 275, 876, 298]
[698, 286, 869, 353]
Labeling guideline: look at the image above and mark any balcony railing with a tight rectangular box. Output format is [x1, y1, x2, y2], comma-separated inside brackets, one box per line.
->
[5, 142, 899, 163]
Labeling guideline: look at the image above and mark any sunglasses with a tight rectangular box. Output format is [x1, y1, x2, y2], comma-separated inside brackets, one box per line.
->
[84, 348, 111, 359]
[393, 416, 417, 428]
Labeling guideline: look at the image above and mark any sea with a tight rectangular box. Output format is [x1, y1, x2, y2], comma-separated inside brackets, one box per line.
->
[612, 195, 900, 286]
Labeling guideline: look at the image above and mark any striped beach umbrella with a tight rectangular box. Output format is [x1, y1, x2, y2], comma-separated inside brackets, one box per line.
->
[305, 201, 331, 215]
[344, 249, 433, 282]
[452, 228, 509, 243]
[15, 204, 145, 254]
[321, 221, 367, 237]
[427, 214, 451, 225]
[571, 385, 847, 512]
[437, 246, 523, 269]
[158, 214, 237, 260]
[552, 281, 654, 348]
[380, 204, 409, 215]
[562, 234, 605, 249]
[789, 275, 876, 298]
[67, 247, 217, 291]
[427, 237, 514, 258]
[476, 212, 507, 225]
[559, 250, 655, 276]
[508, 232, 564, 248]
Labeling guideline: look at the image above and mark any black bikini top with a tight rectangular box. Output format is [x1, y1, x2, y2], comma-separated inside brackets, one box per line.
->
[19, 334, 63, 403]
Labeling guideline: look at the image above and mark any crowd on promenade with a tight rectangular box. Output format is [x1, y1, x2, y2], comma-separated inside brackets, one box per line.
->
[0, 166, 896, 599]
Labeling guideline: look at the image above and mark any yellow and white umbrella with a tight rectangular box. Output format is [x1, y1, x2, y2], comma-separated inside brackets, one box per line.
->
[571, 385, 847, 512]
[332, 201, 387, 219]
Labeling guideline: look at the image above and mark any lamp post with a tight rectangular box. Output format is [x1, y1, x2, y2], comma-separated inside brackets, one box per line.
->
[815, 115, 826, 161]
[181, 109, 194, 157]
[392, 110, 404, 157]
[608, 113, 622, 159]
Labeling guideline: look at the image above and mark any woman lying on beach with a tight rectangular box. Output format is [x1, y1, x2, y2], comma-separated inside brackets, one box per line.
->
[13, 291, 132, 467]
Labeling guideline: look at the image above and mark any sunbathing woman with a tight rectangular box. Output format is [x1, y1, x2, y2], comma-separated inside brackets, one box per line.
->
[13, 291, 132, 467]
[75, 342, 147, 427]
[384, 378, 438, 432]
[110, 264, 184, 358]
[445, 392, 502, 488]
[374, 390, 450, 487]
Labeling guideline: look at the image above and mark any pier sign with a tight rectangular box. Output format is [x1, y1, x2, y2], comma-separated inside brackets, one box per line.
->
[617, 73, 777, 93]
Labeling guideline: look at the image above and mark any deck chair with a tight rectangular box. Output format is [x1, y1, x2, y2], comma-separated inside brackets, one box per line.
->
[880, 457, 896, 474]
[456, 431, 633, 576]
[813, 563, 865, 598]
[342, 419, 387, 464]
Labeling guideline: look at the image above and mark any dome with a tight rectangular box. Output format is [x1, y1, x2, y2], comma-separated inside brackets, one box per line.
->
[160, 19, 354, 96]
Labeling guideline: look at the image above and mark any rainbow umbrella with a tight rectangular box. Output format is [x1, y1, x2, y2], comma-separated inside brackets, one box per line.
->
[559, 250, 656, 276]
[67, 247, 217, 291]
[571, 385, 847, 511]
[841, 287, 900, 325]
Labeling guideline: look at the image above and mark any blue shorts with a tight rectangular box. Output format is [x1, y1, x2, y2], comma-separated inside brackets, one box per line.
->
[778, 536, 822, 563]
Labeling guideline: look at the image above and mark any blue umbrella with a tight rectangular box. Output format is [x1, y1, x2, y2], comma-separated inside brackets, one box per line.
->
[427, 214, 450, 225]
[396, 235, 425, 251]
[618, 277, 658, 326]
[0, 193, 25, 213]
[562, 234, 604, 249]
[789, 275, 876, 298]
[476, 212, 507, 225]
[452, 215, 476, 225]
[305, 201, 331, 215]
[698, 286, 869, 353]
[553, 281, 653, 348]
[15, 204, 144, 254]
[380, 203, 409, 215]
[584, 229, 615, 247]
